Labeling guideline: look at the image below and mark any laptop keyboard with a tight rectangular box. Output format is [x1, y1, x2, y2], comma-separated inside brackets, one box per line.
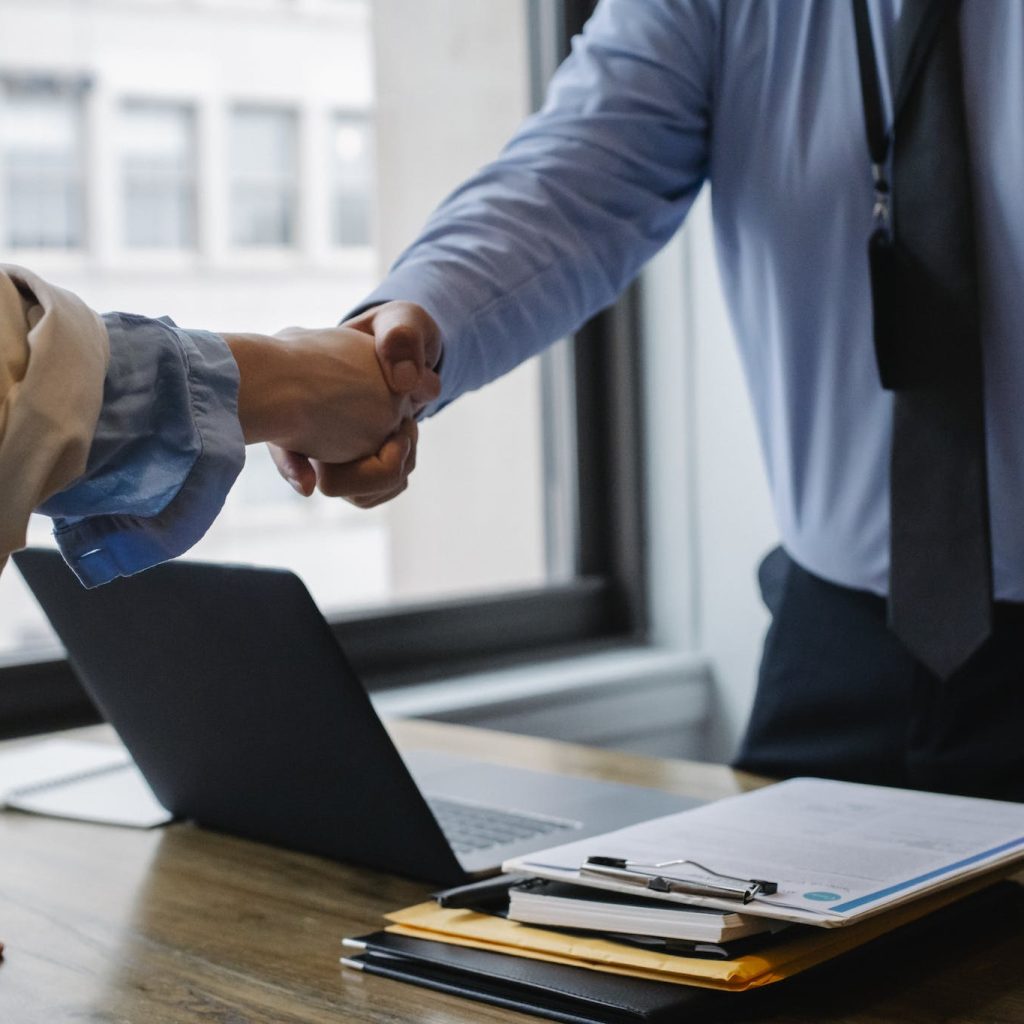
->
[427, 796, 579, 854]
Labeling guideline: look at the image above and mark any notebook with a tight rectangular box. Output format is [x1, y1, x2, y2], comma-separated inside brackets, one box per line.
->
[341, 930, 726, 1024]
[507, 879, 774, 943]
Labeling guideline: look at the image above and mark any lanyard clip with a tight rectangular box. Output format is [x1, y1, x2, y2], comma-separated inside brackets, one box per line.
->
[871, 163, 891, 234]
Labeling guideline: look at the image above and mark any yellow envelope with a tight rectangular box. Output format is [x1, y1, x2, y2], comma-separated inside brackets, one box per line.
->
[386, 871, 1012, 992]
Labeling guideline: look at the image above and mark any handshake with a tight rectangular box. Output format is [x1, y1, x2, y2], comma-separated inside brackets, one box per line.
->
[223, 302, 441, 509]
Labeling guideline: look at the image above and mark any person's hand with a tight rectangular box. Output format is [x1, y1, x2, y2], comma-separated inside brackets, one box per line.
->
[344, 301, 442, 408]
[223, 324, 414, 469]
[269, 302, 443, 505]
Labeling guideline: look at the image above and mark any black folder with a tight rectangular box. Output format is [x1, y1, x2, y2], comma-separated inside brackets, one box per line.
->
[342, 930, 737, 1024]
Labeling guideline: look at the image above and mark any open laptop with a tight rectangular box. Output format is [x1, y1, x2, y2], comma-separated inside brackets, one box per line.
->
[14, 549, 697, 886]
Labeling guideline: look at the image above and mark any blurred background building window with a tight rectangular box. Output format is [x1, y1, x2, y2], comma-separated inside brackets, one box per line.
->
[120, 100, 196, 249]
[330, 114, 372, 247]
[229, 106, 298, 248]
[1, 77, 85, 250]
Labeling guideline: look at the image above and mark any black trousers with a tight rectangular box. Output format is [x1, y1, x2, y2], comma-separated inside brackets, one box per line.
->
[733, 547, 1024, 802]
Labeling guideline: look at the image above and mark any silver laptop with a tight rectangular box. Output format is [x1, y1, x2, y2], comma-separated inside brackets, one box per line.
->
[15, 549, 697, 885]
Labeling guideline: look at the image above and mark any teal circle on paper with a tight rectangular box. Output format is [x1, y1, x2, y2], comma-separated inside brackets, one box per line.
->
[803, 891, 841, 902]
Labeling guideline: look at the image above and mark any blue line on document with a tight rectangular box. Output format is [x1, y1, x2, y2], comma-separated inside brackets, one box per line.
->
[831, 836, 1024, 914]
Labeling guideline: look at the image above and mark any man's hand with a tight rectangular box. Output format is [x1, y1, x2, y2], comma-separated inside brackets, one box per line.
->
[268, 302, 442, 504]
[223, 324, 419, 486]
[344, 301, 442, 407]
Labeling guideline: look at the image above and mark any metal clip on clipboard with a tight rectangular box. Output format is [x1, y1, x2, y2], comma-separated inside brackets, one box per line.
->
[582, 856, 778, 905]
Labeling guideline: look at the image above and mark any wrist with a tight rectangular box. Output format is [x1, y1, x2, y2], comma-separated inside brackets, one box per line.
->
[221, 333, 305, 446]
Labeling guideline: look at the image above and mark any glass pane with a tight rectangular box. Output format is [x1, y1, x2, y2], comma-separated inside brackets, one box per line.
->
[330, 116, 372, 246]
[0, 0, 568, 660]
[120, 101, 196, 248]
[229, 107, 297, 247]
[1, 80, 84, 249]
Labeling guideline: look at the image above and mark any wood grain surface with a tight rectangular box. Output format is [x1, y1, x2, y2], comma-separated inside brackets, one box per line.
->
[1, 719, 1021, 1024]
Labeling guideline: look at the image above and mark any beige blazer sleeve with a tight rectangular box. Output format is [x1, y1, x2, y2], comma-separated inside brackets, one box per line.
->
[0, 264, 110, 575]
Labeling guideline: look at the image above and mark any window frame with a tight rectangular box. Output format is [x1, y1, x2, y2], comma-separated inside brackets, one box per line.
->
[0, 0, 650, 739]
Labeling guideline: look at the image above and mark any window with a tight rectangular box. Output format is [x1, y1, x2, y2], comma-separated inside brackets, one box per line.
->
[0, 78, 85, 249]
[120, 101, 196, 249]
[330, 114, 372, 247]
[229, 106, 298, 247]
[0, 0, 642, 738]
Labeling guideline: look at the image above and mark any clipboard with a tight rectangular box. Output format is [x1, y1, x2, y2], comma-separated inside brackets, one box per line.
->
[503, 778, 1024, 928]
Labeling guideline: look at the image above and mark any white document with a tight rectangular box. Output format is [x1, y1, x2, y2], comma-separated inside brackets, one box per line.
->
[6, 762, 171, 828]
[0, 738, 130, 800]
[0, 738, 171, 828]
[504, 777, 1024, 928]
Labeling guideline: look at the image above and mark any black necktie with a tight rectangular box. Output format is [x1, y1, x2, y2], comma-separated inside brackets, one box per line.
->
[857, 0, 993, 679]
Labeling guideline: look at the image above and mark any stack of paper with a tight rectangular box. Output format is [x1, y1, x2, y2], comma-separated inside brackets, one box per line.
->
[382, 870, 1009, 992]
[342, 776, 1024, 1021]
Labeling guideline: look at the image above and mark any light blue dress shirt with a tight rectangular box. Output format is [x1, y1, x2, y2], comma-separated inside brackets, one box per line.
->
[38, 315, 244, 587]
[360, 0, 1024, 600]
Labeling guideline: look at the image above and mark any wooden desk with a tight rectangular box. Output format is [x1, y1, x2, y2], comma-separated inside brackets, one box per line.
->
[1, 720, 1022, 1023]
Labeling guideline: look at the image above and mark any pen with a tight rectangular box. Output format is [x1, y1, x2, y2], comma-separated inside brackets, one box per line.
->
[432, 873, 527, 910]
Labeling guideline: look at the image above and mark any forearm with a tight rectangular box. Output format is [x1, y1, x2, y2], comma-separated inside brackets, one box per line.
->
[220, 331, 306, 445]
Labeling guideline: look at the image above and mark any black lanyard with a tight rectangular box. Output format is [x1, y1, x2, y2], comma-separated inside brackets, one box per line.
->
[850, 0, 959, 389]
[851, 0, 892, 236]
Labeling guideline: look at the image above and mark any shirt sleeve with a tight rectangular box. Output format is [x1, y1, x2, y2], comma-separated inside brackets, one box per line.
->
[38, 313, 245, 587]
[356, 0, 718, 413]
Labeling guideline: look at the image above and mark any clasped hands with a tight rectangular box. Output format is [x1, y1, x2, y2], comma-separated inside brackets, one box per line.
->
[223, 301, 440, 508]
